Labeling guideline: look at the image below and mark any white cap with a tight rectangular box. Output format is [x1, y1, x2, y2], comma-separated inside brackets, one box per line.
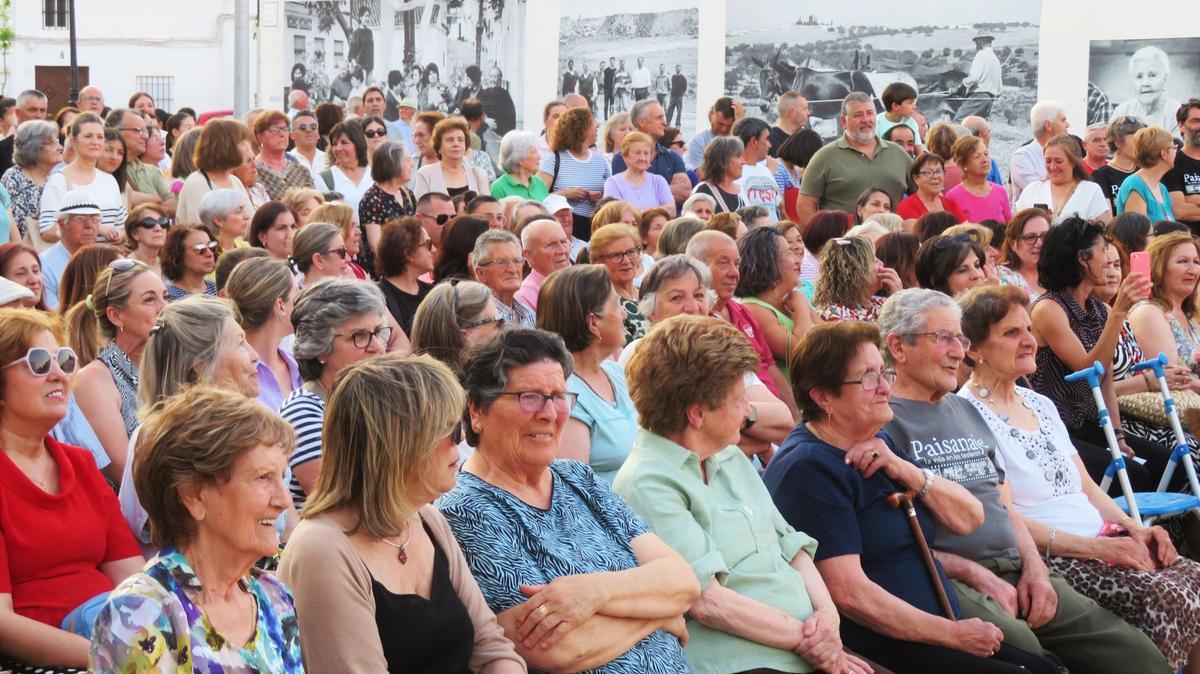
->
[543, 194, 571, 214]
[57, 189, 102, 218]
[0, 276, 34, 307]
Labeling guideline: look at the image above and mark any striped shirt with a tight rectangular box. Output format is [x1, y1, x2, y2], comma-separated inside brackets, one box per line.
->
[37, 170, 126, 233]
[280, 387, 325, 510]
[538, 150, 611, 217]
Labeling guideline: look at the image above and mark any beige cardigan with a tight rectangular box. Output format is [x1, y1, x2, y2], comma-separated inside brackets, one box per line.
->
[278, 505, 526, 673]
[413, 161, 490, 200]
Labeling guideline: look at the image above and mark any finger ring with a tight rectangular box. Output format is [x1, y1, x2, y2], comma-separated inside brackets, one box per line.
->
[536, 605, 550, 618]
[871, 451, 879, 459]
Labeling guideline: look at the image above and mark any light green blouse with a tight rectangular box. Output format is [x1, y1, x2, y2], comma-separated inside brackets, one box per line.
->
[613, 429, 819, 674]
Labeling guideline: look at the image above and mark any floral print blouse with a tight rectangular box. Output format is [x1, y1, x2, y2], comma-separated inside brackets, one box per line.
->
[817, 295, 886, 323]
[90, 548, 305, 673]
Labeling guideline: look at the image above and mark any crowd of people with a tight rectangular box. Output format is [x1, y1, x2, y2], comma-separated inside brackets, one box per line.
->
[3, 75, 1200, 674]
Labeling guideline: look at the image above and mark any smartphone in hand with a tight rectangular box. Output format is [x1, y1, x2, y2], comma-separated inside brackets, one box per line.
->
[1130, 251, 1151, 298]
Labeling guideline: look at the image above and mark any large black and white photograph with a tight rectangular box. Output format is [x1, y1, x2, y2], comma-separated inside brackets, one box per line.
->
[1087, 36, 1200, 136]
[725, 1, 1040, 167]
[558, 0, 699, 136]
[284, 0, 527, 134]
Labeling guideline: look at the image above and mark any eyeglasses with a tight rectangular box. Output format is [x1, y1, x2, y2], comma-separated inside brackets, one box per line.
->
[909, 330, 971, 350]
[841, 368, 896, 391]
[363, 129, 387, 139]
[325, 247, 349, 259]
[118, 127, 150, 137]
[335, 325, 392, 349]
[266, 125, 290, 134]
[463, 316, 505, 330]
[420, 212, 452, 226]
[2, 347, 79, 376]
[135, 216, 172, 230]
[477, 256, 525, 268]
[918, 169, 946, 178]
[669, 140, 686, 148]
[294, 123, 319, 132]
[596, 247, 642, 263]
[418, 239, 435, 251]
[191, 240, 219, 254]
[496, 391, 578, 414]
[1019, 232, 1046, 245]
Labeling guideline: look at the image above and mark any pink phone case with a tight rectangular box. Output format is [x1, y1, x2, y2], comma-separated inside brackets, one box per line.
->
[1130, 252, 1151, 297]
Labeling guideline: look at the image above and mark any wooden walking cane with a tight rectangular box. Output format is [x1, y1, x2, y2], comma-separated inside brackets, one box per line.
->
[888, 491, 955, 620]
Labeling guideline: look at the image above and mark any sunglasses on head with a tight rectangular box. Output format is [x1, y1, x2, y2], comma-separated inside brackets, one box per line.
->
[135, 216, 172, 230]
[933, 232, 975, 250]
[191, 241, 219, 254]
[2, 347, 79, 376]
[363, 129, 387, 139]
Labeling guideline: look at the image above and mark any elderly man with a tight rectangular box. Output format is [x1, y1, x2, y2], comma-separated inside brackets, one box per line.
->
[955, 33, 1003, 121]
[1081, 123, 1110, 174]
[40, 190, 101, 310]
[107, 108, 175, 215]
[795, 92, 912, 226]
[768, 91, 811, 157]
[732, 117, 781, 221]
[613, 99, 691, 203]
[287, 89, 309, 120]
[961, 115, 1006, 186]
[1010, 100, 1069, 194]
[77, 85, 105, 115]
[685, 230, 797, 415]
[879, 288, 1172, 674]
[415, 192, 457, 253]
[514, 216, 571, 312]
[472, 229, 535, 327]
[1113, 46, 1181, 135]
[0, 89, 48, 175]
[685, 97, 741, 171]
[1166, 98, 1200, 233]
[544, 194, 586, 262]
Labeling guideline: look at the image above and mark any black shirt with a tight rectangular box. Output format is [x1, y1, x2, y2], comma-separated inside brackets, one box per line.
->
[767, 125, 790, 158]
[1164, 150, 1200, 226]
[694, 182, 743, 213]
[1090, 164, 1135, 214]
[378, 278, 432, 337]
[0, 136, 13, 178]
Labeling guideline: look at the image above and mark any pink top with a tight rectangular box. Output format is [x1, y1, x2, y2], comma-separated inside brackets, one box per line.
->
[946, 182, 1013, 224]
[514, 268, 547, 313]
[719, 299, 781, 398]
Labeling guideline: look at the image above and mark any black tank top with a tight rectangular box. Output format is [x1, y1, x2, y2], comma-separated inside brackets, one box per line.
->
[372, 520, 475, 673]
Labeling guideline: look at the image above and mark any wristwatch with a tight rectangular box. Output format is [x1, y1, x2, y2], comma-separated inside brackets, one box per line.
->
[741, 404, 758, 432]
[916, 468, 936, 498]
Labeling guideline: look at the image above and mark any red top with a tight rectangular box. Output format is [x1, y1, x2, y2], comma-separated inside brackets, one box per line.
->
[722, 299, 782, 398]
[0, 436, 140, 626]
[895, 192, 967, 223]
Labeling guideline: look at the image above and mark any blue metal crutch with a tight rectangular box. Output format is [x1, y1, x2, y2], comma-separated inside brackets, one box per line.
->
[1123, 353, 1200, 524]
[1065, 361, 1140, 523]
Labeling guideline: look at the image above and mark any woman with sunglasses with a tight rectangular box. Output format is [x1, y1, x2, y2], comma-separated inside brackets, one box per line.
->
[281, 356, 523, 674]
[438, 328, 696, 673]
[66, 258, 166, 480]
[895, 153, 966, 227]
[376, 216, 434, 337]
[161, 225, 218, 300]
[123, 203, 170, 277]
[292, 221, 351, 288]
[282, 278, 389, 511]
[0, 309, 142, 671]
[411, 279, 503, 374]
[253, 110, 318, 202]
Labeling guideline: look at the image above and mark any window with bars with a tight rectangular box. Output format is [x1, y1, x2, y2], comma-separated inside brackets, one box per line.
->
[294, 36, 307, 67]
[43, 0, 68, 28]
[135, 76, 174, 112]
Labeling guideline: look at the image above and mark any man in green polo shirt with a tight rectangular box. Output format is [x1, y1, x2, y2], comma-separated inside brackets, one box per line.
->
[108, 108, 176, 216]
[795, 92, 911, 226]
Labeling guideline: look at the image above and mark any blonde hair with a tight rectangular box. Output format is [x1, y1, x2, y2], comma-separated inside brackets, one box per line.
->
[591, 200, 641, 229]
[303, 355, 466, 537]
[224, 258, 294, 330]
[64, 261, 155, 366]
[282, 187, 325, 222]
[589, 223, 641, 256]
[814, 235, 875, 308]
[619, 130, 653, 156]
[1134, 126, 1175, 168]
[863, 212, 904, 233]
[307, 203, 355, 239]
[138, 296, 236, 413]
[1147, 232, 1200, 318]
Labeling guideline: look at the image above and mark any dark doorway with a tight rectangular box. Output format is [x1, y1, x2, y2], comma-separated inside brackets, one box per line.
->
[35, 65, 89, 114]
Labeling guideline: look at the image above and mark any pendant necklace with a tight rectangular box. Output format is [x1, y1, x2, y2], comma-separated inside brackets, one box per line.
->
[380, 520, 413, 564]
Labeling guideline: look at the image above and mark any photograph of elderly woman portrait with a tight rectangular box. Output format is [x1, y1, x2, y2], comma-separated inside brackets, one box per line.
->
[1088, 37, 1200, 136]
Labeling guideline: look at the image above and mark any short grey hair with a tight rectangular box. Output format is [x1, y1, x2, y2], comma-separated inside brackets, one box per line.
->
[681, 192, 716, 215]
[520, 217, 559, 249]
[878, 288, 962, 363]
[291, 278, 386, 382]
[657, 216, 707, 257]
[638, 254, 713, 317]
[1129, 46, 1170, 77]
[1030, 100, 1065, 137]
[777, 91, 803, 119]
[840, 92, 875, 119]
[499, 130, 539, 174]
[629, 99, 658, 130]
[962, 117, 987, 137]
[370, 140, 408, 183]
[685, 229, 734, 263]
[473, 229, 521, 267]
[198, 188, 249, 229]
[737, 205, 771, 228]
[16, 90, 46, 107]
[12, 120, 58, 168]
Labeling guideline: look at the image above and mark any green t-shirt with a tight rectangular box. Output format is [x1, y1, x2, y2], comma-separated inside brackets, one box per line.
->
[489, 172, 549, 201]
[799, 136, 912, 214]
[127, 160, 173, 200]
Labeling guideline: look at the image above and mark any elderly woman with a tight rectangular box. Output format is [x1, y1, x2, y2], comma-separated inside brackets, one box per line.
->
[161, 225, 218, 299]
[694, 136, 745, 213]
[1116, 126, 1177, 222]
[199, 188, 253, 257]
[1028, 218, 1174, 491]
[895, 153, 966, 226]
[602, 112, 634, 167]
[65, 260, 165, 478]
[915, 234, 988, 297]
[0, 309, 141, 670]
[37, 112, 125, 244]
[947, 135, 1012, 224]
[762, 320, 1061, 674]
[415, 117, 490, 200]
[293, 221, 350, 288]
[590, 223, 650, 342]
[279, 356, 524, 673]
[436, 329, 697, 671]
[1091, 116, 1145, 213]
[247, 200, 298, 263]
[959, 285, 1200, 673]
[492, 130, 548, 201]
[124, 203, 170, 276]
[656, 215, 706, 257]
[537, 107, 610, 240]
[282, 279, 388, 510]
[356, 141, 415, 279]
[1016, 135, 1111, 225]
[2, 120, 61, 241]
[434, 215, 489, 282]
[814, 235, 900, 323]
[996, 208, 1050, 300]
[175, 118, 250, 225]
[318, 121, 373, 214]
[0, 243, 45, 309]
[737, 225, 817, 379]
[536, 265, 637, 483]
[254, 110, 317, 201]
[681, 192, 716, 222]
[604, 131, 675, 215]
[801, 209, 853, 282]
[616, 314, 878, 674]
[226, 257, 300, 411]
[91, 386, 303, 672]
[1130, 231, 1200, 390]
